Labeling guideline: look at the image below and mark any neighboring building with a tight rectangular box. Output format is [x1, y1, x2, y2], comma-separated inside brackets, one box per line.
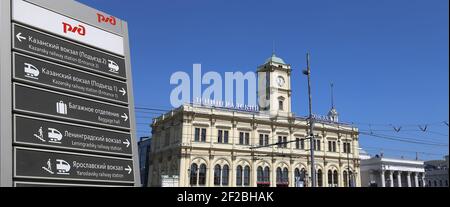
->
[161, 175, 179, 187]
[138, 136, 152, 187]
[424, 155, 449, 187]
[360, 154, 425, 187]
[148, 54, 361, 187]
[359, 148, 371, 160]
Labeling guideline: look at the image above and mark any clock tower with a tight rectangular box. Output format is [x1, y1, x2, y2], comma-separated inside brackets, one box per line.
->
[257, 53, 292, 117]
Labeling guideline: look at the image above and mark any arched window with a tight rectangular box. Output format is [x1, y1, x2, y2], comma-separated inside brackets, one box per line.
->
[428, 180, 431, 187]
[295, 168, 300, 179]
[301, 168, 307, 181]
[434, 180, 437, 187]
[236, 165, 243, 186]
[276, 167, 282, 184]
[257, 166, 263, 183]
[343, 171, 348, 187]
[222, 165, 229, 186]
[264, 166, 270, 183]
[283, 167, 289, 184]
[244, 166, 250, 186]
[278, 100, 284, 110]
[199, 164, 206, 186]
[190, 163, 198, 186]
[295, 168, 307, 187]
[317, 169, 323, 187]
[214, 165, 221, 186]
[333, 170, 338, 187]
[328, 170, 333, 187]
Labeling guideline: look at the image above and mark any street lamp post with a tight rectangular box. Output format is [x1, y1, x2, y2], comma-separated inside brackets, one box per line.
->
[303, 52, 316, 187]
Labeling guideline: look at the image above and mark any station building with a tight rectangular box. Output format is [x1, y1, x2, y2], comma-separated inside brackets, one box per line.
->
[148, 54, 361, 187]
[424, 155, 449, 187]
[360, 154, 425, 187]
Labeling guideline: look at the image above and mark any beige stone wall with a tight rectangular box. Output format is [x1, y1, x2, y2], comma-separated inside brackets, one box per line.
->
[148, 106, 361, 187]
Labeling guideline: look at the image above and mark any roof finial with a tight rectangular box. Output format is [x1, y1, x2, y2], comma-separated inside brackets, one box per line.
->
[330, 82, 335, 109]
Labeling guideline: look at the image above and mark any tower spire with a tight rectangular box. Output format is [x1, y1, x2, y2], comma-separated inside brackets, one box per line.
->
[330, 82, 335, 109]
[327, 82, 339, 122]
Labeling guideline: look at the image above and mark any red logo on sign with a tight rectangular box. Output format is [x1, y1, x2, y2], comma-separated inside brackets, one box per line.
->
[62, 22, 86, 36]
[97, 13, 116, 25]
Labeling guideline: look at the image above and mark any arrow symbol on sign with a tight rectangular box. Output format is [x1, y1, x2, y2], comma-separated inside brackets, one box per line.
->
[125, 165, 132, 174]
[123, 139, 130, 148]
[121, 113, 128, 122]
[119, 88, 126, 96]
[16, 32, 26, 42]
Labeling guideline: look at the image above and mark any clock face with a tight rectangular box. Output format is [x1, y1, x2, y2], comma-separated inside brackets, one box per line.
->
[277, 76, 285, 87]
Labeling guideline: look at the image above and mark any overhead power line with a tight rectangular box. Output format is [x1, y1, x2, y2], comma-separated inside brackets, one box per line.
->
[134, 106, 170, 112]
[360, 131, 448, 147]
[360, 130, 448, 144]
[361, 146, 447, 156]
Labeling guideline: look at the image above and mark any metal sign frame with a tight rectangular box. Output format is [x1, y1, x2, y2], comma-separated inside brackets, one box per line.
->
[13, 114, 133, 156]
[14, 181, 124, 187]
[0, 0, 140, 187]
[14, 146, 135, 184]
[13, 83, 131, 130]
[12, 23, 127, 80]
[12, 52, 129, 104]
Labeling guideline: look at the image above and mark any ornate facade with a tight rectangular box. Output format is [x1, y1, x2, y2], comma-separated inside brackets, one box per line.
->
[360, 156, 425, 187]
[148, 54, 361, 187]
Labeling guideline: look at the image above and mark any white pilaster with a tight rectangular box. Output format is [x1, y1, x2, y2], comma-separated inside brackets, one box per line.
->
[271, 160, 276, 187]
[407, 172, 411, 187]
[252, 159, 257, 187]
[414, 173, 419, 187]
[380, 170, 386, 187]
[397, 171, 402, 187]
[230, 159, 235, 187]
[421, 176, 426, 188]
[207, 157, 213, 187]
[389, 171, 394, 187]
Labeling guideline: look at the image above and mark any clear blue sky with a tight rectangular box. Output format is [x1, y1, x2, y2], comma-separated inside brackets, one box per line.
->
[79, 0, 449, 161]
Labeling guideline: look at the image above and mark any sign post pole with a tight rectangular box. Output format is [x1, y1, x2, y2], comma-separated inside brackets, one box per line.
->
[0, 0, 13, 187]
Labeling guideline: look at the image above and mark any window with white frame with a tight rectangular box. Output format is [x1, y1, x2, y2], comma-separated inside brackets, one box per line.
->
[217, 129, 229, 144]
[190, 163, 207, 186]
[259, 134, 269, 146]
[239, 132, 250, 145]
[194, 128, 207, 142]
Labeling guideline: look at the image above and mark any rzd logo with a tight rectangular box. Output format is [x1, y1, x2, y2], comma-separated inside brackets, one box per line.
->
[97, 13, 116, 25]
[62, 22, 86, 36]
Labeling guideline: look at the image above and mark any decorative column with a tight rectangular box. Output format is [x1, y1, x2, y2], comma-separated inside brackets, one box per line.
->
[388, 171, 394, 187]
[289, 160, 294, 187]
[230, 156, 235, 187]
[406, 172, 411, 187]
[414, 173, 419, 187]
[271, 159, 276, 187]
[421, 174, 426, 187]
[397, 171, 402, 187]
[179, 156, 185, 187]
[380, 170, 386, 187]
[208, 156, 214, 187]
[251, 157, 257, 187]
